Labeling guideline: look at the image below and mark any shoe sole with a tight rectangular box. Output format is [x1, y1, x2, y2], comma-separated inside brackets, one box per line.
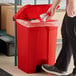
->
[42, 65, 67, 76]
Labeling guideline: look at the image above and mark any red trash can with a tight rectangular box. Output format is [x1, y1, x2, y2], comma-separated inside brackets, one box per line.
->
[14, 4, 59, 73]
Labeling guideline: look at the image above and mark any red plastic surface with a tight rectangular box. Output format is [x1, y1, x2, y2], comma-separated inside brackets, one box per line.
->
[14, 4, 59, 73]
[17, 23, 48, 73]
[14, 4, 59, 20]
[17, 22, 58, 73]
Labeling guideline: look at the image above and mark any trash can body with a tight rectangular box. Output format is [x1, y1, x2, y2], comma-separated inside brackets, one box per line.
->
[14, 4, 59, 73]
[17, 23, 48, 73]
[16, 22, 57, 73]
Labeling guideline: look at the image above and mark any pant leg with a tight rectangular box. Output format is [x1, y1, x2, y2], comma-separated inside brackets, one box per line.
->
[65, 16, 76, 74]
[55, 14, 72, 71]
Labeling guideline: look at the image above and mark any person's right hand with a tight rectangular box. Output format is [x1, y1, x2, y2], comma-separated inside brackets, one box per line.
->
[46, 7, 56, 20]
[47, 7, 56, 18]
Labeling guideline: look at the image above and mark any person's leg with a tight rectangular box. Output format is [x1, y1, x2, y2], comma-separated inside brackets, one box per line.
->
[59, 16, 76, 76]
[42, 14, 73, 75]
[55, 14, 72, 71]
[65, 16, 76, 75]
[72, 17, 76, 74]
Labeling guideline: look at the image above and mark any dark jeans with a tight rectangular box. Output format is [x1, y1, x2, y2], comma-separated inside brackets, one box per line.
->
[55, 13, 76, 74]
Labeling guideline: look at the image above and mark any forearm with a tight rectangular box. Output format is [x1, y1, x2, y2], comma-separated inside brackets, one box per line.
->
[68, 0, 74, 8]
[68, 0, 74, 3]
[52, 0, 61, 8]
[68, 0, 75, 7]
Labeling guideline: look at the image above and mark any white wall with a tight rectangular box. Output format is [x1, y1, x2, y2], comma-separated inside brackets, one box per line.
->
[0, 0, 66, 9]
[22, 0, 52, 5]
[22, 0, 34, 5]
[22, 0, 66, 9]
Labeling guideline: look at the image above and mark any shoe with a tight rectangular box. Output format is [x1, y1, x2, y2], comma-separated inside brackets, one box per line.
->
[61, 73, 76, 76]
[42, 64, 67, 75]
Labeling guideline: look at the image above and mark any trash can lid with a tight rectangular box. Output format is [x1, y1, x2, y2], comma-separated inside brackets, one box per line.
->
[14, 4, 60, 21]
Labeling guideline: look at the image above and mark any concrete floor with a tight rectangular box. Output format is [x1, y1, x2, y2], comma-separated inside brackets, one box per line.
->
[0, 42, 74, 76]
[0, 53, 74, 76]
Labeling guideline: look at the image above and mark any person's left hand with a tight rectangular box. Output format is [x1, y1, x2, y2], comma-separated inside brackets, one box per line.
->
[67, 3, 76, 17]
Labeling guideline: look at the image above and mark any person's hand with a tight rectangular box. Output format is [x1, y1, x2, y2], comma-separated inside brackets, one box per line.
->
[67, 3, 76, 17]
[47, 7, 56, 19]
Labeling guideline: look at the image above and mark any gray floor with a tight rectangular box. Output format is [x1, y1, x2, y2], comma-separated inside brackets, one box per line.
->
[0, 42, 74, 76]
